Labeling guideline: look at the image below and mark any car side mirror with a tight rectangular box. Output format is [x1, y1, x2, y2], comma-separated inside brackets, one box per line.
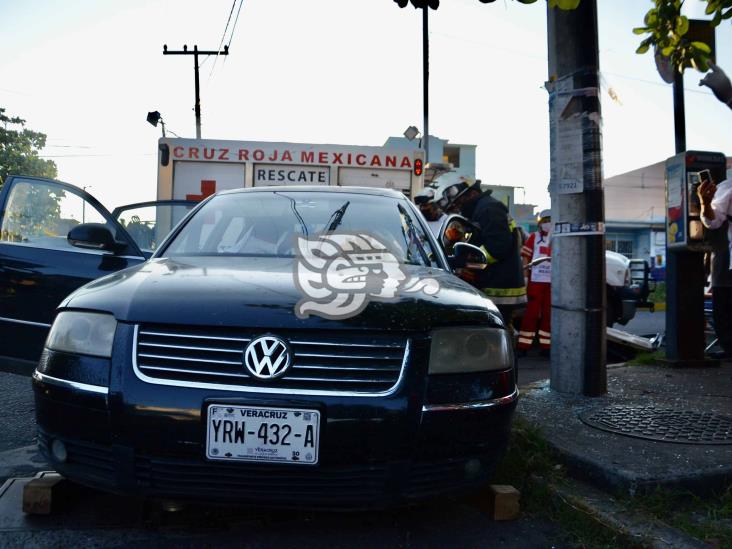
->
[449, 242, 488, 270]
[68, 223, 124, 253]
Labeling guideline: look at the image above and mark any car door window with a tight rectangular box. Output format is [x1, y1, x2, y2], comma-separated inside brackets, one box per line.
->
[0, 179, 112, 252]
[116, 203, 195, 253]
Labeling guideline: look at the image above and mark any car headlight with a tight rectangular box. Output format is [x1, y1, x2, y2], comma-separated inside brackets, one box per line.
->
[45, 311, 117, 358]
[429, 327, 513, 374]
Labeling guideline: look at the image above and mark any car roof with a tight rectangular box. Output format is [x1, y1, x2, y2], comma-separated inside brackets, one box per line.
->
[218, 185, 409, 200]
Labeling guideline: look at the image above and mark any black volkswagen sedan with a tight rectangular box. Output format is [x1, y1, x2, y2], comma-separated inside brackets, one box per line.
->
[32, 186, 517, 507]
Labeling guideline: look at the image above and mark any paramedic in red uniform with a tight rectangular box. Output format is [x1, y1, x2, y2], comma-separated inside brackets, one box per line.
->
[518, 210, 552, 357]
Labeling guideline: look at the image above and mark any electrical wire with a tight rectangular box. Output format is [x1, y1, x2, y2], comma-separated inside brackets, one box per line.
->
[225, 0, 244, 59]
[38, 153, 155, 158]
[209, 0, 237, 78]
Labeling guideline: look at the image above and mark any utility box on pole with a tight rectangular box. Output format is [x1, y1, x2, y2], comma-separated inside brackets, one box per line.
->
[546, 0, 606, 396]
[665, 150, 727, 366]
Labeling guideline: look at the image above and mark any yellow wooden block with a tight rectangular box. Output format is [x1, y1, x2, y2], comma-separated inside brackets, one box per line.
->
[472, 484, 521, 521]
[22, 473, 68, 515]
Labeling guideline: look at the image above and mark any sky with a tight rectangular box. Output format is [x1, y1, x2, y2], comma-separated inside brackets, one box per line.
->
[1, 0, 730, 211]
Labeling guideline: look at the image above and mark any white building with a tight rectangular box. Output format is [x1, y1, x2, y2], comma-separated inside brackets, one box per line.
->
[383, 134, 520, 213]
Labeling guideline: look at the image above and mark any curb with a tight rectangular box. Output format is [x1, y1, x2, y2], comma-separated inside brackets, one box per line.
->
[537, 475, 709, 549]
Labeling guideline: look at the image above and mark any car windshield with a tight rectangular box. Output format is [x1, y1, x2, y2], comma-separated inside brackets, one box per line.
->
[162, 191, 440, 267]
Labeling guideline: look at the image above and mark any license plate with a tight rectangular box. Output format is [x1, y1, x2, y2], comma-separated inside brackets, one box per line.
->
[206, 405, 320, 465]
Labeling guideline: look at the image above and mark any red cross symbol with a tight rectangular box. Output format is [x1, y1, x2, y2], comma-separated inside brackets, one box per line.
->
[186, 180, 216, 201]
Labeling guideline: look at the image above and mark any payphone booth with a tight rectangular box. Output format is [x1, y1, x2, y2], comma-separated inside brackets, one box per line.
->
[665, 150, 727, 365]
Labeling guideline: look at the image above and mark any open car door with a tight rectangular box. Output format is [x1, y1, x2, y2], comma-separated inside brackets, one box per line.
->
[0, 177, 194, 373]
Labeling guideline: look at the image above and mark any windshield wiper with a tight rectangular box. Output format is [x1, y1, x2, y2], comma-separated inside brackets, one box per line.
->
[324, 201, 350, 233]
[274, 192, 308, 237]
[397, 204, 431, 267]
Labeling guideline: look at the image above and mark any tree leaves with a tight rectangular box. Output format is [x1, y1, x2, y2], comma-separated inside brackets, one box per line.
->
[0, 107, 57, 187]
[634, 0, 731, 73]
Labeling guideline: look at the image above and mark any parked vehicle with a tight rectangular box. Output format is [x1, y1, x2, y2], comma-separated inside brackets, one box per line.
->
[29, 184, 517, 507]
[605, 251, 651, 327]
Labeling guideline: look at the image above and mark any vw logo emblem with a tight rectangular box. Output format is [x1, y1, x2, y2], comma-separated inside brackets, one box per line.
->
[243, 335, 291, 379]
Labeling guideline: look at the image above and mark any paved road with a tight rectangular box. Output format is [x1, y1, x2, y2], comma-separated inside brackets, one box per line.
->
[621, 309, 665, 337]
[0, 477, 567, 548]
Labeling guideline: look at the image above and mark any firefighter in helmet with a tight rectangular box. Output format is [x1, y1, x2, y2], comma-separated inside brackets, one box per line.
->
[441, 178, 527, 330]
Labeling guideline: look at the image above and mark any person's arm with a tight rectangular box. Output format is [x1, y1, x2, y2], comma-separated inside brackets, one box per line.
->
[521, 232, 534, 268]
[698, 179, 718, 225]
[699, 180, 732, 230]
[700, 61, 732, 110]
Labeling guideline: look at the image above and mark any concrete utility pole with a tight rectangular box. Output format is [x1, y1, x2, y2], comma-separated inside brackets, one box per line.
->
[163, 44, 229, 138]
[546, 0, 606, 396]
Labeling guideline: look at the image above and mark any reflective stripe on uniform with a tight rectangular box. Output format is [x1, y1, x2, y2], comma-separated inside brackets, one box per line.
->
[489, 295, 528, 305]
[482, 287, 527, 298]
[518, 337, 533, 345]
[538, 330, 551, 338]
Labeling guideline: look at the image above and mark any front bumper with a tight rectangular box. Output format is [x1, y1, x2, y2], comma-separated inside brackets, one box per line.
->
[33, 325, 518, 508]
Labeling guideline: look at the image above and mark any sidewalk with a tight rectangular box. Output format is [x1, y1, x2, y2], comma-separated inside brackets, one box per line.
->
[517, 356, 732, 496]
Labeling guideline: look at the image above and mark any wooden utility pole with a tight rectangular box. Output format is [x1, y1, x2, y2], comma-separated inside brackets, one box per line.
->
[546, 0, 607, 396]
[163, 44, 229, 138]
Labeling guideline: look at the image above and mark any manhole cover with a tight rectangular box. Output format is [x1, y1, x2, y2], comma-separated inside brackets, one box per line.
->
[579, 405, 732, 445]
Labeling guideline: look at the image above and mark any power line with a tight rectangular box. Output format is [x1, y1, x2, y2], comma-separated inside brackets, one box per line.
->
[432, 31, 717, 97]
[603, 71, 715, 96]
[38, 153, 155, 158]
[44, 144, 93, 149]
[225, 0, 244, 56]
[210, 0, 237, 78]
[39, 153, 155, 158]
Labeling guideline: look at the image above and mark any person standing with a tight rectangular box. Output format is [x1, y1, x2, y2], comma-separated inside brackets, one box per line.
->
[698, 168, 732, 360]
[518, 210, 552, 357]
[445, 180, 527, 329]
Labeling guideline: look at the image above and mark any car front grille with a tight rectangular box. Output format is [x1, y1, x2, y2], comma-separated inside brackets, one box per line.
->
[133, 324, 409, 395]
[134, 456, 390, 505]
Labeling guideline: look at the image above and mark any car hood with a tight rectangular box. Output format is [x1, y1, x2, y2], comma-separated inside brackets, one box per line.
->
[62, 256, 502, 332]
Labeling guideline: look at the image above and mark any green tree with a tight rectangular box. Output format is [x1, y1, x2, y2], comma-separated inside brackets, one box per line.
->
[634, 0, 732, 72]
[0, 107, 57, 187]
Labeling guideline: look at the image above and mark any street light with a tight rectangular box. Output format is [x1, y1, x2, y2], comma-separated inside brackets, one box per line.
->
[146, 110, 167, 137]
[403, 126, 420, 141]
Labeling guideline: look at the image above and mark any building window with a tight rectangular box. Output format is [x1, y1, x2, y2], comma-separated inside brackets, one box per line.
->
[606, 236, 634, 258]
[443, 146, 460, 168]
